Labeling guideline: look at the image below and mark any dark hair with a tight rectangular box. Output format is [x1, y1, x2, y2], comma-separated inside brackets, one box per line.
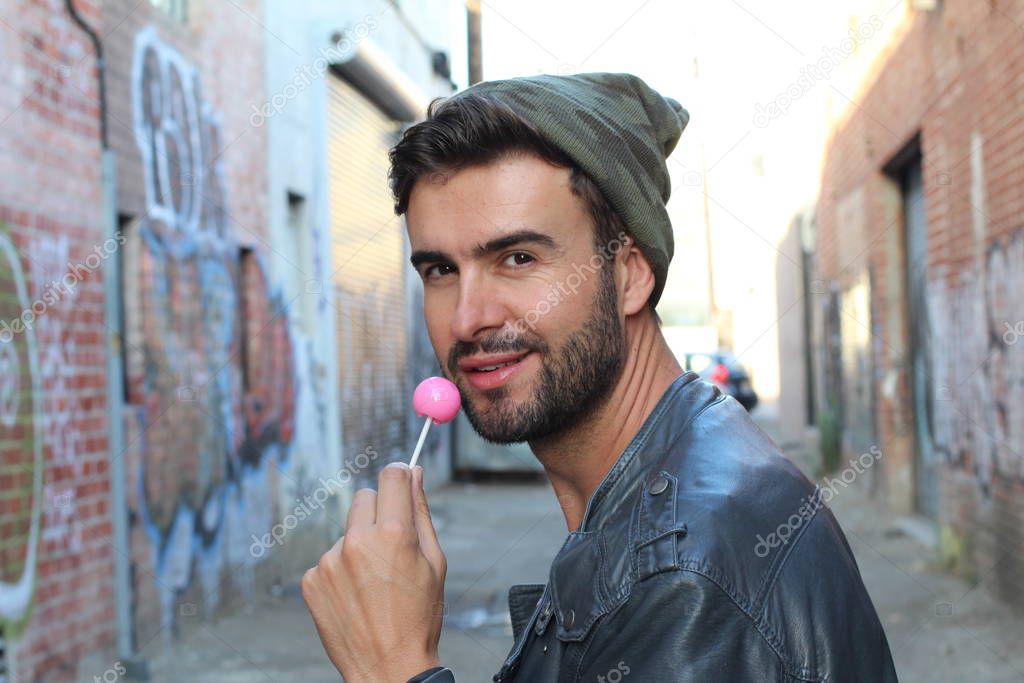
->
[388, 93, 659, 317]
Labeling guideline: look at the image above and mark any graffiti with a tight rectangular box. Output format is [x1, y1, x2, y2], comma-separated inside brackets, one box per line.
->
[128, 27, 295, 629]
[132, 26, 227, 243]
[926, 230, 1024, 495]
[0, 227, 43, 630]
[30, 236, 88, 555]
[238, 254, 296, 464]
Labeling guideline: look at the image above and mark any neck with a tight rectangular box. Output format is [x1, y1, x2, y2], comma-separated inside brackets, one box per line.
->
[528, 313, 683, 531]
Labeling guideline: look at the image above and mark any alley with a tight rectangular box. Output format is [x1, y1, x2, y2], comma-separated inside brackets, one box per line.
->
[143, 416, 1024, 683]
[4, 1, 1024, 679]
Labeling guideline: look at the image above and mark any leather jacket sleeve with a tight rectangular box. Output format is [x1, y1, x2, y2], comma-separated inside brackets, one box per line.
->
[576, 511, 898, 682]
[406, 665, 455, 682]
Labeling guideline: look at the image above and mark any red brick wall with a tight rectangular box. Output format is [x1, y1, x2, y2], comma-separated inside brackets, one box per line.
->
[0, 1, 112, 681]
[817, 0, 1024, 608]
[0, 0, 299, 680]
[101, 0, 302, 653]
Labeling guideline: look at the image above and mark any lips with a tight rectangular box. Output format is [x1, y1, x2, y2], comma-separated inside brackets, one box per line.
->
[459, 351, 535, 391]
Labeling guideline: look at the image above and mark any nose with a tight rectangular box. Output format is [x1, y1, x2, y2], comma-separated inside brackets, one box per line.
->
[449, 273, 508, 343]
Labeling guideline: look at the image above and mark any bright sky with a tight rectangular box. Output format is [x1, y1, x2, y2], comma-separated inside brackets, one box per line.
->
[474, 0, 910, 396]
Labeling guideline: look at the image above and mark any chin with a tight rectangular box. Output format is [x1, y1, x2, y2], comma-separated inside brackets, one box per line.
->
[462, 394, 533, 444]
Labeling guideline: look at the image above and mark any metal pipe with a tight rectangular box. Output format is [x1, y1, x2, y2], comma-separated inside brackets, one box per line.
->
[64, 1, 143, 677]
[64, 0, 108, 149]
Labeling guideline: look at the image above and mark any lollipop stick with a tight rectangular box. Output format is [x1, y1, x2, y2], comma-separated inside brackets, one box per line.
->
[409, 416, 433, 468]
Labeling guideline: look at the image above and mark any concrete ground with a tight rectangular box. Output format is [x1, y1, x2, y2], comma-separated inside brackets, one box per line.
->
[144, 418, 1024, 682]
[762, 419, 1024, 683]
[141, 483, 566, 683]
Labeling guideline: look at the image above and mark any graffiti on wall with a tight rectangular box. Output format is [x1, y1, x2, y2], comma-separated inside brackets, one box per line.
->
[132, 26, 227, 244]
[0, 227, 43, 631]
[128, 27, 295, 626]
[926, 229, 1024, 496]
[30, 237, 88, 558]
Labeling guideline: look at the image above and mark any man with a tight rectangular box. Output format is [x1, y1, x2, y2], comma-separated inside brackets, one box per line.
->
[301, 72, 898, 682]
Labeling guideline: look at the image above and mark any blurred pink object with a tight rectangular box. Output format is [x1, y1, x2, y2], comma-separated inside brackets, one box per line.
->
[413, 376, 461, 424]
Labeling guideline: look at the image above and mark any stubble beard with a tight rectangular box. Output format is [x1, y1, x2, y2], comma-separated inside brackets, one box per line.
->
[447, 265, 626, 444]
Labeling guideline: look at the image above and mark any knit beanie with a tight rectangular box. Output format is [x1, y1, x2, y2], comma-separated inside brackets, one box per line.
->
[451, 72, 689, 307]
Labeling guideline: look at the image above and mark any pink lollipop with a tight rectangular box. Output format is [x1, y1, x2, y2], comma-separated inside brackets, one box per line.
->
[413, 377, 461, 424]
[409, 377, 461, 468]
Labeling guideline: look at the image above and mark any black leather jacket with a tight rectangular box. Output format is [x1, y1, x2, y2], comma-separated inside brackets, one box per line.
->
[415, 371, 898, 682]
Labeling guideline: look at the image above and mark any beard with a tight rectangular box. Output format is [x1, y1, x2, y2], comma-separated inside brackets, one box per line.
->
[445, 264, 626, 444]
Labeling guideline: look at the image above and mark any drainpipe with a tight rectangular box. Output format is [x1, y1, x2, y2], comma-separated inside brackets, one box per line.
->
[65, 1, 146, 678]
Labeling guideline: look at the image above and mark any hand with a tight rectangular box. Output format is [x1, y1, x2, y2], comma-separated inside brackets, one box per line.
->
[301, 463, 447, 682]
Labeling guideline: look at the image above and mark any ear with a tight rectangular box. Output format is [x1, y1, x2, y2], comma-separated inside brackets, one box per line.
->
[615, 234, 655, 316]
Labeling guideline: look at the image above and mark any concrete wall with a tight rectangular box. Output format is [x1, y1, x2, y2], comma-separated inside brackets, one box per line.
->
[775, 212, 814, 444]
[260, 0, 459, 496]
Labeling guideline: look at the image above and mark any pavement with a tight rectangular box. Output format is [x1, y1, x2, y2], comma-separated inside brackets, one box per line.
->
[140, 416, 1024, 682]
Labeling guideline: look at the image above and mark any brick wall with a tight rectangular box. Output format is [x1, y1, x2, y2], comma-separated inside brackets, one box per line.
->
[0, 1, 113, 681]
[816, 0, 1024, 608]
[0, 0, 311, 679]
[101, 0, 308, 655]
[0, 1, 454, 678]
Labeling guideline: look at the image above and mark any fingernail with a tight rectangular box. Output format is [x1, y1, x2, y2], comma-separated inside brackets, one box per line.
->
[385, 461, 410, 470]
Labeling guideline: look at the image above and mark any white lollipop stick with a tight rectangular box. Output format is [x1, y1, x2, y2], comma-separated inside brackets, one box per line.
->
[409, 416, 433, 468]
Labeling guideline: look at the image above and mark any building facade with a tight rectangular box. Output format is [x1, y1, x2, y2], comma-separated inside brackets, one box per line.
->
[0, 1, 461, 680]
[0, 2, 111, 680]
[782, 0, 1024, 610]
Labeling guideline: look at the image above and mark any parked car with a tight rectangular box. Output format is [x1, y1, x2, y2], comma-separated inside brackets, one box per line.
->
[682, 351, 759, 412]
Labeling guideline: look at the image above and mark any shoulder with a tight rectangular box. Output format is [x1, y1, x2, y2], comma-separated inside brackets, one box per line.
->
[627, 384, 823, 596]
[626, 389, 894, 680]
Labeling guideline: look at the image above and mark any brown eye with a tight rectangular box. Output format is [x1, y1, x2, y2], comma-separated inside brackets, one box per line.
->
[425, 263, 456, 280]
[503, 252, 534, 267]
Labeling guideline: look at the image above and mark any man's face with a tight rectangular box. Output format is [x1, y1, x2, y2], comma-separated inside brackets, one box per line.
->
[406, 154, 627, 444]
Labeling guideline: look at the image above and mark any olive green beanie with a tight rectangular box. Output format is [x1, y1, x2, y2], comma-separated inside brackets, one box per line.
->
[451, 72, 689, 307]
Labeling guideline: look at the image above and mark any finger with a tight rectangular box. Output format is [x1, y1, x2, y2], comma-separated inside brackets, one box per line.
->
[329, 535, 344, 555]
[412, 466, 445, 573]
[346, 487, 377, 531]
[377, 462, 415, 532]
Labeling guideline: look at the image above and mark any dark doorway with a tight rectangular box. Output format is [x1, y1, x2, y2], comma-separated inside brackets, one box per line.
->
[898, 149, 939, 519]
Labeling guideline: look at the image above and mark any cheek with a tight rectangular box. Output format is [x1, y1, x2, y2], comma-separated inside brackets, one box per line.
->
[423, 291, 453, 347]
[518, 277, 593, 336]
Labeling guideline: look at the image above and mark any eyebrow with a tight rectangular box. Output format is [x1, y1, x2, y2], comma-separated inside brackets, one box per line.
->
[409, 249, 449, 269]
[409, 229, 559, 269]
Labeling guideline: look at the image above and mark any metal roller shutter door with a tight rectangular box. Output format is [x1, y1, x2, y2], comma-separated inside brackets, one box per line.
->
[327, 75, 408, 484]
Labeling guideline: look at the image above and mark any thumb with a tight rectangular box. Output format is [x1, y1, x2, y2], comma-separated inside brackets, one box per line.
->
[411, 466, 445, 576]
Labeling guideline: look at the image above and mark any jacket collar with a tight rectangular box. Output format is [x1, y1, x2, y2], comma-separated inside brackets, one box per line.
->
[502, 371, 705, 662]
[577, 370, 699, 532]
